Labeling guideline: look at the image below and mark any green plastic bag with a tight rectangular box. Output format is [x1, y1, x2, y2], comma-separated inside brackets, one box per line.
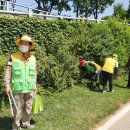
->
[32, 95, 43, 114]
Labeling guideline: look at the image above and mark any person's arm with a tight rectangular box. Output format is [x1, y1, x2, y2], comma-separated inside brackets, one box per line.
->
[5, 56, 12, 93]
[89, 62, 98, 72]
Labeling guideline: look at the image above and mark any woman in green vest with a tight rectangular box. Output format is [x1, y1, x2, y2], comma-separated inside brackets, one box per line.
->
[5, 35, 37, 130]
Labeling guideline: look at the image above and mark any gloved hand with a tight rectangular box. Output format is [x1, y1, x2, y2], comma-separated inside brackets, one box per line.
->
[5, 86, 12, 94]
[33, 86, 37, 93]
[96, 70, 99, 73]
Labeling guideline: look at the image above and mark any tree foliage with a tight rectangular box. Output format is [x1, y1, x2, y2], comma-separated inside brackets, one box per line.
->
[34, 0, 71, 15]
[113, 3, 127, 19]
[90, 0, 114, 19]
[0, 16, 130, 92]
[72, 0, 114, 18]
[126, 1, 130, 20]
[33, 0, 114, 18]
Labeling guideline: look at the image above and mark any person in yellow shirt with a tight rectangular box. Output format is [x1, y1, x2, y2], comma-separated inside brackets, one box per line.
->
[102, 54, 118, 93]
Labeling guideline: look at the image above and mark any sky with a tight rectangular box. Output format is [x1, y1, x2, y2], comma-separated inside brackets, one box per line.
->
[16, 0, 129, 20]
[97, 0, 129, 19]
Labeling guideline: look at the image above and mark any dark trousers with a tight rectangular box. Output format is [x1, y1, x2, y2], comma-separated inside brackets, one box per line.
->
[127, 70, 130, 87]
[102, 71, 113, 91]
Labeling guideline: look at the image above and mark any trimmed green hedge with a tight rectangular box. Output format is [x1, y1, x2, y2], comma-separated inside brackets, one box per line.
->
[0, 52, 8, 110]
[0, 16, 130, 92]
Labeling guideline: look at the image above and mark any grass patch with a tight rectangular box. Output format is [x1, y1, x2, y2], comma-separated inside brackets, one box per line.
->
[0, 79, 130, 130]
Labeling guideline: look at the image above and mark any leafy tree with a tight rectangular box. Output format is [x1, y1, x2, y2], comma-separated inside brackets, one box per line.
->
[53, 0, 71, 15]
[126, 0, 130, 19]
[72, 0, 91, 18]
[34, 0, 70, 14]
[113, 3, 127, 19]
[72, 0, 114, 19]
[72, 0, 80, 17]
[79, 0, 92, 18]
[34, 0, 50, 12]
[90, 0, 114, 19]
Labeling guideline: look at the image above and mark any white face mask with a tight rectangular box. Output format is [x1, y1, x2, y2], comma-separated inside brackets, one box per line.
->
[19, 44, 29, 53]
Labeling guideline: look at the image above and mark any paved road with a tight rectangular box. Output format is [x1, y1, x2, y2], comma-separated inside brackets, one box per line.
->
[97, 102, 130, 130]
[108, 110, 130, 130]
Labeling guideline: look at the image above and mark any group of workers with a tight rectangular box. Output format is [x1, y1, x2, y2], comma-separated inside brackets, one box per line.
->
[79, 54, 119, 93]
[3, 34, 130, 130]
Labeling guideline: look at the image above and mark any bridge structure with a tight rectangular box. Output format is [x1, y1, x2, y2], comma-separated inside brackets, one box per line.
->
[0, 0, 105, 23]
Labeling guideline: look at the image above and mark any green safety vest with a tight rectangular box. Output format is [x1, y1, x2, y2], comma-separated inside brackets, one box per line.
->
[85, 62, 96, 73]
[11, 52, 36, 93]
[85, 65, 96, 73]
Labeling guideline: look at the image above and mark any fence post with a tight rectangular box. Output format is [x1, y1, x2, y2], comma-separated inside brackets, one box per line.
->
[28, 7, 33, 17]
[44, 12, 48, 19]
[2, 1, 6, 10]
[6, 1, 10, 11]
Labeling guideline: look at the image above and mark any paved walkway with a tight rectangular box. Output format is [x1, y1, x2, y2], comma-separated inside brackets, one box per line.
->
[97, 102, 130, 130]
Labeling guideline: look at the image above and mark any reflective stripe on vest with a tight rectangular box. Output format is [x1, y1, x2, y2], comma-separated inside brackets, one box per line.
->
[11, 52, 36, 93]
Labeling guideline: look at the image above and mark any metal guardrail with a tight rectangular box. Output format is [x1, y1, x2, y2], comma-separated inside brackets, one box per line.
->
[0, 0, 105, 22]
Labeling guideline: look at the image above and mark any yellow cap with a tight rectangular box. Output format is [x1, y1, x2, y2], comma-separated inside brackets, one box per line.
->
[113, 54, 118, 60]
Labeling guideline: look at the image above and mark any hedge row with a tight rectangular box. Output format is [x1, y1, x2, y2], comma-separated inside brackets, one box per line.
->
[0, 16, 130, 92]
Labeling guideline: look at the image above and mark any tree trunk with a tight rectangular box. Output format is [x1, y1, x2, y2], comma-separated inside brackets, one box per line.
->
[76, 1, 79, 17]
[95, 0, 98, 19]
[85, 0, 88, 18]
[35, 0, 42, 10]
[49, 4, 53, 13]
[58, 10, 61, 15]
[85, 6, 88, 17]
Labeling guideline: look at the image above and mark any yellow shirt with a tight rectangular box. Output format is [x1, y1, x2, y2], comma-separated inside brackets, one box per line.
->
[102, 58, 118, 73]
